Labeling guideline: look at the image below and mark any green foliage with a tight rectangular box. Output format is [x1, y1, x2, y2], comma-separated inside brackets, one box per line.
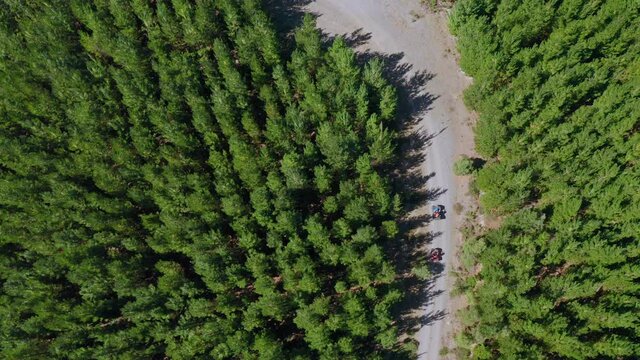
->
[411, 262, 431, 280]
[0, 1, 404, 358]
[452, 0, 640, 358]
[453, 155, 475, 176]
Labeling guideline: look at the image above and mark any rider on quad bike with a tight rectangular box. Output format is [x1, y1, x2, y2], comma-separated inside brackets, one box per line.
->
[432, 205, 446, 219]
[428, 247, 444, 262]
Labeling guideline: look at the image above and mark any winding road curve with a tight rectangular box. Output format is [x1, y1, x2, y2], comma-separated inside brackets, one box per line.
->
[306, 1, 475, 358]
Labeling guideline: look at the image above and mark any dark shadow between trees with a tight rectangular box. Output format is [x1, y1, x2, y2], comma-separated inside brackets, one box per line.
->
[263, 0, 313, 57]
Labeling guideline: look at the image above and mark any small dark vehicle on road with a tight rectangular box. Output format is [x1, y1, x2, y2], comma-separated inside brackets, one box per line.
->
[427, 248, 444, 262]
[431, 205, 446, 219]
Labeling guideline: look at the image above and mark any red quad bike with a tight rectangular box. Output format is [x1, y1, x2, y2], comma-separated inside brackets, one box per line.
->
[428, 248, 444, 262]
[431, 205, 446, 219]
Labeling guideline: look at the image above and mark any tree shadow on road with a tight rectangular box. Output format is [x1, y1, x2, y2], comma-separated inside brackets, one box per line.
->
[349, 47, 448, 356]
[348, 40, 449, 358]
[348, 38, 448, 341]
[265, 2, 449, 357]
[303, 19, 447, 360]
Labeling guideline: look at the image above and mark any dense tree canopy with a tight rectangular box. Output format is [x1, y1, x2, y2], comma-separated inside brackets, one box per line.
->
[0, 0, 410, 358]
[451, 0, 640, 359]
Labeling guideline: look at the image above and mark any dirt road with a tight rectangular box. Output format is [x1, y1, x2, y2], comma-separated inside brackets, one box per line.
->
[306, 1, 475, 358]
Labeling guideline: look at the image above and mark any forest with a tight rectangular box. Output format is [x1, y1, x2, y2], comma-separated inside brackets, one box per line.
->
[0, 0, 415, 358]
[451, 0, 640, 359]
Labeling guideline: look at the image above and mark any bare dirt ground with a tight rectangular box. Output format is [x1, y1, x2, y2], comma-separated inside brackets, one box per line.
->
[305, 1, 477, 358]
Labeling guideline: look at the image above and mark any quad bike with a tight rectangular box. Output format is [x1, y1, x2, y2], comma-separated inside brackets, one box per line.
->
[427, 248, 444, 262]
[432, 205, 446, 219]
